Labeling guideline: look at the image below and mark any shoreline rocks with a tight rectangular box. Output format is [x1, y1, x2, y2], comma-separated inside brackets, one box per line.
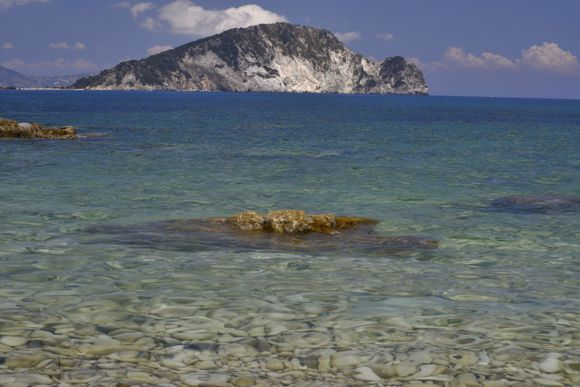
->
[0, 117, 77, 139]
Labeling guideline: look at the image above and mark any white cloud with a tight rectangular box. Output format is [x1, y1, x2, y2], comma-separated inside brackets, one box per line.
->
[444, 47, 517, 69]
[0, 0, 48, 11]
[376, 32, 394, 42]
[2, 57, 97, 73]
[522, 42, 578, 73]
[49, 42, 69, 49]
[439, 43, 577, 73]
[141, 16, 162, 31]
[418, 42, 579, 75]
[47, 42, 87, 51]
[481, 52, 518, 69]
[157, 1, 287, 37]
[444, 47, 485, 68]
[334, 31, 361, 43]
[147, 44, 173, 56]
[130, 1, 154, 19]
[2, 42, 13, 49]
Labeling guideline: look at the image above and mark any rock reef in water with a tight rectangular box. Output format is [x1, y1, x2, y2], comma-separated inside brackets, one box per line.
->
[490, 195, 580, 214]
[229, 210, 377, 234]
[0, 117, 76, 139]
[89, 210, 438, 255]
[73, 23, 428, 95]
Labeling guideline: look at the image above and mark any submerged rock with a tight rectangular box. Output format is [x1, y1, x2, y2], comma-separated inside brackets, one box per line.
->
[0, 117, 77, 139]
[490, 195, 580, 214]
[88, 210, 438, 255]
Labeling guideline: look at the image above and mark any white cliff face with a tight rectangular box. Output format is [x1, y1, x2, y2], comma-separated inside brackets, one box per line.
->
[74, 23, 428, 95]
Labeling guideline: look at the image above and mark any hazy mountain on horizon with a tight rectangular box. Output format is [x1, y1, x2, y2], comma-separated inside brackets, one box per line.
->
[0, 65, 89, 88]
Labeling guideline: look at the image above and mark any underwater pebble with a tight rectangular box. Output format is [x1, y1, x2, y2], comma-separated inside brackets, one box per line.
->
[539, 353, 561, 373]
[265, 358, 285, 371]
[354, 366, 381, 381]
[62, 369, 104, 383]
[372, 361, 418, 378]
[533, 378, 564, 386]
[413, 364, 438, 378]
[0, 336, 28, 347]
[0, 373, 53, 384]
[450, 351, 477, 366]
[331, 350, 371, 369]
[454, 373, 480, 386]
[395, 361, 419, 377]
[196, 360, 218, 370]
[408, 350, 432, 365]
[79, 343, 140, 356]
[181, 373, 228, 386]
[219, 343, 256, 358]
[290, 357, 302, 369]
[318, 353, 333, 370]
[97, 362, 119, 369]
[230, 375, 256, 387]
[482, 380, 510, 387]
[5, 353, 45, 368]
[107, 350, 147, 362]
[478, 350, 490, 365]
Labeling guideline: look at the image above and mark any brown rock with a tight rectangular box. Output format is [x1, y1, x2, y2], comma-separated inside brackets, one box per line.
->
[0, 117, 77, 139]
[228, 210, 377, 235]
[229, 211, 265, 231]
[265, 209, 311, 233]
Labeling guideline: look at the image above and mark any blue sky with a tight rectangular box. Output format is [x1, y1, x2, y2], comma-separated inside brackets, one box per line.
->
[1, 0, 579, 98]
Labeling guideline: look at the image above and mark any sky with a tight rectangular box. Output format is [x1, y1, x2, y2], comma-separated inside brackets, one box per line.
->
[0, 0, 579, 98]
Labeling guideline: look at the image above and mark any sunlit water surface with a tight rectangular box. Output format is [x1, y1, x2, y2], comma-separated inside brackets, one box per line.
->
[0, 91, 579, 385]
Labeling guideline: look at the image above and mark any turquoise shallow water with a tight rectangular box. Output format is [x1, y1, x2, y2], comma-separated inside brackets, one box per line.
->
[0, 91, 579, 385]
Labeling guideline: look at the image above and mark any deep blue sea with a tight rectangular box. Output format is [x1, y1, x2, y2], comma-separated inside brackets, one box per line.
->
[0, 91, 579, 385]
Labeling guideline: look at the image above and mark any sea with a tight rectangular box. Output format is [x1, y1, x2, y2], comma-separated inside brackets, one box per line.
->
[0, 90, 579, 385]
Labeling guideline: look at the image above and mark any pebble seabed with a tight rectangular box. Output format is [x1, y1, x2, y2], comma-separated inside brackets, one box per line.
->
[0, 244, 579, 387]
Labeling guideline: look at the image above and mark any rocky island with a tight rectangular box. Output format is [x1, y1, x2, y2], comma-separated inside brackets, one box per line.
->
[73, 23, 428, 94]
[0, 117, 77, 139]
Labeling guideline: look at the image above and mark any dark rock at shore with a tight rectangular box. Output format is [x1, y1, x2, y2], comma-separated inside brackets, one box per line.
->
[88, 210, 438, 255]
[0, 117, 77, 139]
[490, 195, 580, 214]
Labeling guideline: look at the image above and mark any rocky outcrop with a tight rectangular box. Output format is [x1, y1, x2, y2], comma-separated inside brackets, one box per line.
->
[490, 195, 580, 214]
[229, 210, 376, 234]
[0, 118, 77, 139]
[73, 23, 428, 95]
[89, 210, 438, 255]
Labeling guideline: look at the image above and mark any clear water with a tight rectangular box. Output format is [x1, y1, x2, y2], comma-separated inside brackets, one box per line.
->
[1, 91, 579, 385]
